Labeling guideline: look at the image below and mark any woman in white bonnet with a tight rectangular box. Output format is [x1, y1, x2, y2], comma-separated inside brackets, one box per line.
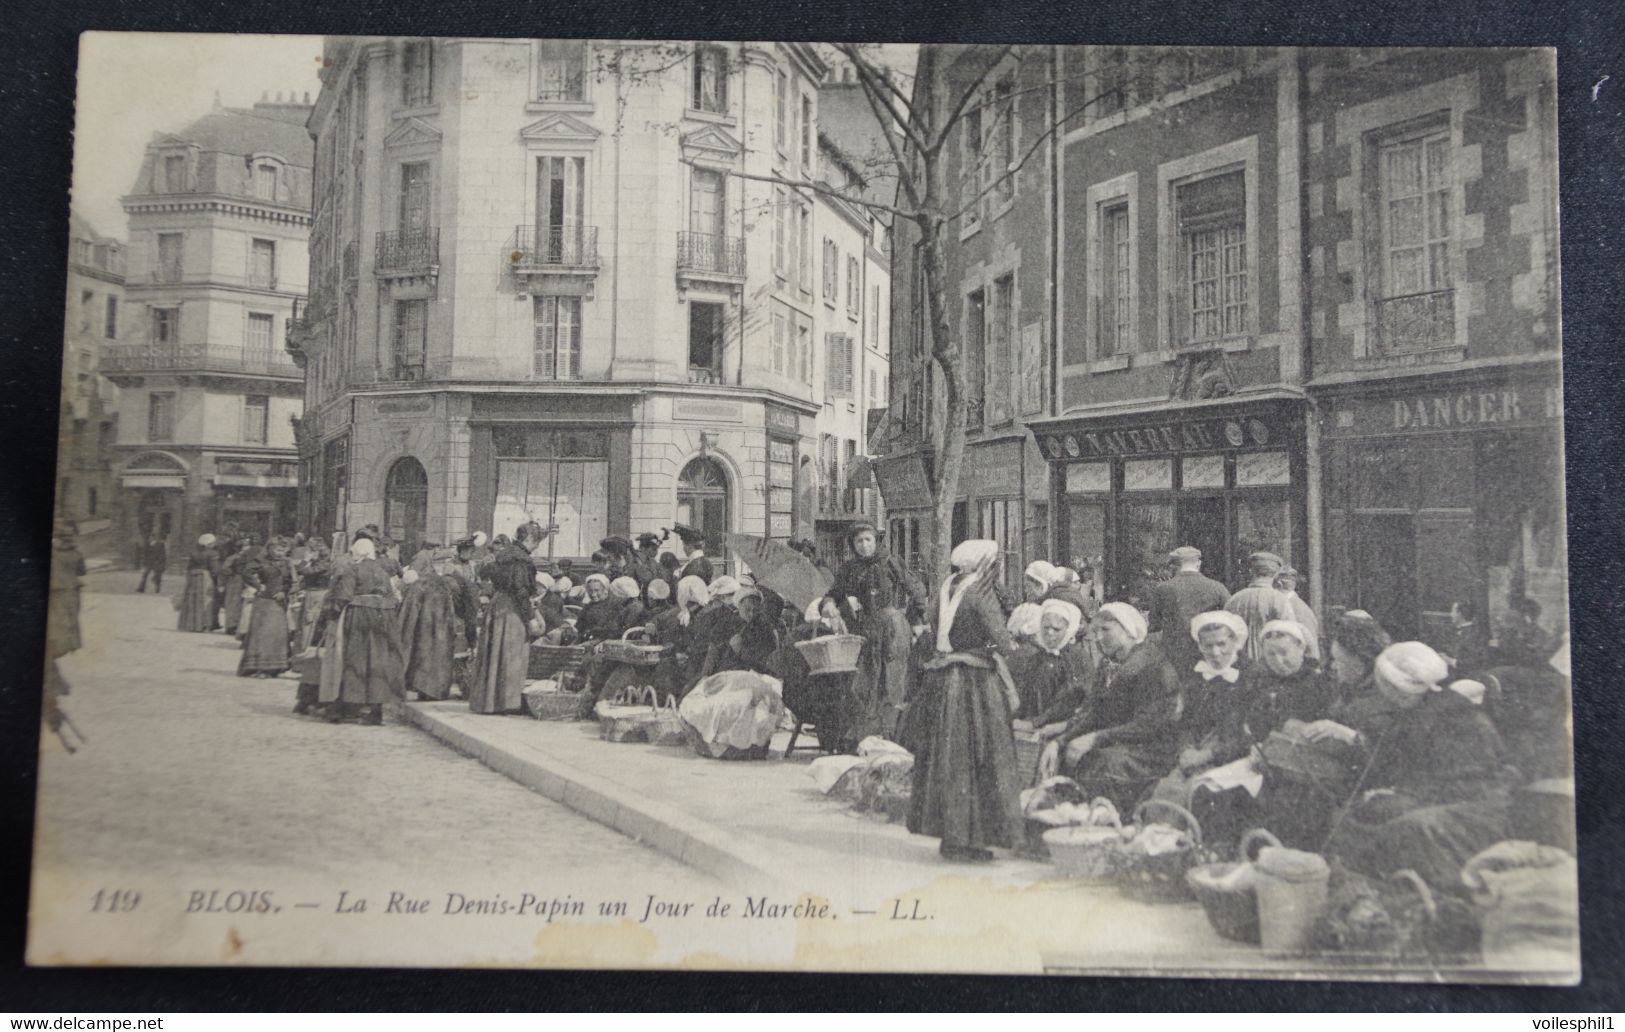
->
[1009, 599, 1094, 727]
[904, 540, 1027, 863]
[1318, 640, 1517, 889]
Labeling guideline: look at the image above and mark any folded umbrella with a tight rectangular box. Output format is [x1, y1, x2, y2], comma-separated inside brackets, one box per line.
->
[722, 532, 834, 613]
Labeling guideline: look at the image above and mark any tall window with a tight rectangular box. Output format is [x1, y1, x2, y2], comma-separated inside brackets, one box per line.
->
[822, 239, 838, 302]
[688, 302, 724, 382]
[797, 316, 813, 384]
[537, 155, 586, 260]
[826, 332, 853, 397]
[820, 433, 839, 510]
[1176, 169, 1247, 343]
[870, 284, 881, 343]
[156, 233, 183, 282]
[147, 392, 175, 442]
[690, 168, 725, 238]
[245, 312, 274, 359]
[847, 256, 861, 313]
[772, 308, 788, 375]
[869, 368, 879, 405]
[774, 68, 788, 152]
[104, 296, 118, 339]
[392, 299, 428, 380]
[536, 39, 586, 102]
[242, 394, 269, 445]
[773, 187, 788, 279]
[401, 40, 434, 107]
[163, 154, 186, 193]
[534, 295, 581, 379]
[1094, 48, 1134, 117]
[1374, 125, 1454, 351]
[960, 105, 983, 229]
[797, 204, 812, 295]
[249, 239, 277, 289]
[693, 45, 728, 114]
[987, 275, 1014, 424]
[1100, 201, 1132, 355]
[966, 289, 986, 425]
[801, 95, 813, 169]
[152, 307, 179, 345]
[253, 164, 278, 201]
[989, 75, 1016, 207]
[79, 290, 94, 333]
[399, 162, 431, 232]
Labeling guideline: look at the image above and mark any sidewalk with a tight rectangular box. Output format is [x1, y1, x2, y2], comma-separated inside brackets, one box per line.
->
[406, 700, 1335, 976]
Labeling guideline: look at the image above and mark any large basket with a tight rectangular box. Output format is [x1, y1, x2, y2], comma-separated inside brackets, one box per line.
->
[599, 630, 669, 667]
[794, 633, 866, 675]
[1116, 799, 1216, 904]
[522, 679, 583, 721]
[647, 694, 688, 747]
[1013, 729, 1046, 785]
[529, 643, 589, 680]
[1185, 828, 1281, 944]
[1261, 729, 1351, 785]
[595, 685, 657, 743]
[1042, 820, 1129, 882]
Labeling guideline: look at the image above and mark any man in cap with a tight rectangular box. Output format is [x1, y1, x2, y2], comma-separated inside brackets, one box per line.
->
[1273, 566, 1321, 660]
[671, 523, 713, 584]
[1147, 546, 1231, 677]
[1224, 551, 1297, 661]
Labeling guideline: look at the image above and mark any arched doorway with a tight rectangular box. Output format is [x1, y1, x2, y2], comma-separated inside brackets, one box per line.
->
[384, 457, 429, 557]
[676, 457, 729, 560]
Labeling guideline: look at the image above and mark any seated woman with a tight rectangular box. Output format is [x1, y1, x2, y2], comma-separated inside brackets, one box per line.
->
[1009, 599, 1091, 723]
[640, 575, 707, 702]
[1316, 641, 1516, 890]
[606, 576, 646, 637]
[1038, 602, 1180, 811]
[1022, 561, 1059, 603]
[688, 575, 744, 687]
[1005, 602, 1043, 648]
[574, 573, 620, 642]
[1042, 567, 1097, 624]
[775, 599, 858, 752]
[1146, 610, 1250, 804]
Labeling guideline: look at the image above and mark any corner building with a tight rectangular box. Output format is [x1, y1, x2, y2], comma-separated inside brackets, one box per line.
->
[294, 38, 891, 563]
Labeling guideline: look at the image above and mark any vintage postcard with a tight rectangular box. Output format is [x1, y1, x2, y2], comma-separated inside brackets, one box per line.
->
[30, 33, 1577, 981]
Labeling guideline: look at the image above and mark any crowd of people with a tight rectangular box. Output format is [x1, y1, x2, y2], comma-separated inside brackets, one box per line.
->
[167, 516, 1571, 898]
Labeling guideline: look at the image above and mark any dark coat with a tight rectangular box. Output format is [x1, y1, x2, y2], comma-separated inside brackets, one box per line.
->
[1177, 655, 1251, 752]
[1209, 658, 1332, 766]
[1059, 641, 1181, 760]
[1148, 570, 1232, 674]
[827, 549, 926, 628]
[1014, 643, 1096, 725]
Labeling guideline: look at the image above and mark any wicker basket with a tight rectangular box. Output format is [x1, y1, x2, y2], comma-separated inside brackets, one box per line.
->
[647, 693, 688, 747]
[1042, 821, 1129, 882]
[1186, 828, 1282, 944]
[1261, 729, 1350, 785]
[595, 686, 657, 743]
[598, 630, 669, 667]
[1116, 799, 1218, 904]
[794, 634, 866, 675]
[1013, 729, 1046, 785]
[522, 679, 583, 721]
[529, 643, 589, 680]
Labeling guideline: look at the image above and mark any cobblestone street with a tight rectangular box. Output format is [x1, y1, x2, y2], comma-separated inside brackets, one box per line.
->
[34, 573, 718, 894]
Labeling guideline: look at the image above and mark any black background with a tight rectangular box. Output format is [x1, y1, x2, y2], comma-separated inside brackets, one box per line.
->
[1, 0, 1621, 1011]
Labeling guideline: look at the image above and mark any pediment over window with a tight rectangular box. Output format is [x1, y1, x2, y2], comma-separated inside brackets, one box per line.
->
[680, 125, 742, 162]
[126, 450, 189, 474]
[519, 113, 600, 144]
[383, 117, 443, 149]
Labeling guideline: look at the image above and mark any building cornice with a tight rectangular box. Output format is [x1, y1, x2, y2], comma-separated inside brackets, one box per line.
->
[121, 193, 312, 226]
[337, 378, 823, 416]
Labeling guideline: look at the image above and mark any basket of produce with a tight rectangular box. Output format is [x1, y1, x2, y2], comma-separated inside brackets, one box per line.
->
[529, 642, 589, 680]
[522, 678, 583, 721]
[1116, 799, 1217, 904]
[1185, 828, 1282, 944]
[594, 685, 657, 743]
[1039, 796, 1129, 881]
[598, 628, 669, 667]
[793, 633, 866, 675]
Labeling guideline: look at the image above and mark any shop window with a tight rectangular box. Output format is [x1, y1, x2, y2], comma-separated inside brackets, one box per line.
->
[1118, 500, 1175, 604]
[1355, 442, 1415, 510]
[692, 44, 728, 114]
[1234, 497, 1292, 573]
[976, 497, 1020, 587]
[1419, 436, 1473, 508]
[534, 296, 582, 380]
[1123, 457, 1173, 491]
[535, 39, 586, 102]
[401, 41, 434, 108]
[494, 430, 610, 556]
[1066, 462, 1110, 494]
[1181, 454, 1225, 489]
[392, 299, 428, 380]
[1235, 450, 1290, 487]
[384, 457, 429, 556]
[1175, 169, 1247, 345]
[688, 302, 725, 383]
[1374, 121, 1454, 352]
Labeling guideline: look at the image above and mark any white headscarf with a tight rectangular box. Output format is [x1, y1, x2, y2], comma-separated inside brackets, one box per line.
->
[197, 533, 216, 547]
[1375, 641, 1450, 697]
[709, 575, 741, 599]
[676, 575, 710, 626]
[552, 576, 572, 594]
[1038, 598, 1084, 655]
[350, 538, 377, 561]
[1007, 602, 1044, 638]
[535, 571, 556, 592]
[937, 540, 1000, 653]
[1259, 618, 1309, 650]
[1190, 609, 1249, 646]
[1096, 601, 1148, 644]
[1024, 559, 1059, 591]
[584, 572, 610, 593]
[610, 576, 640, 599]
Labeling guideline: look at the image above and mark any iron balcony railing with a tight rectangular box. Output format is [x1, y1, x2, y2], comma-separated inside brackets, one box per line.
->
[100, 343, 301, 378]
[687, 365, 722, 385]
[676, 231, 745, 278]
[511, 224, 599, 270]
[1374, 288, 1456, 353]
[375, 227, 439, 276]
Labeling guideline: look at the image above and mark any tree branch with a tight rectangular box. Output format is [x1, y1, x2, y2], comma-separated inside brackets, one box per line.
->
[697, 162, 920, 222]
[926, 44, 1017, 158]
[837, 44, 932, 160]
[845, 61, 924, 211]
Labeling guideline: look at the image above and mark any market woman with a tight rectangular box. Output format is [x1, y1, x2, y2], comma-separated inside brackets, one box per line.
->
[823, 522, 926, 743]
[398, 549, 477, 701]
[468, 540, 538, 715]
[1008, 598, 1092, 722]
[1316, 641, 1516, 889]
[237, 537, 295, 678]
[319, 537, 403, 725]
[1038, 602, 1181, 811]
[905, 540, 1025, 863]
[291, 537, 333, 715]
[177, 533, 218, 633]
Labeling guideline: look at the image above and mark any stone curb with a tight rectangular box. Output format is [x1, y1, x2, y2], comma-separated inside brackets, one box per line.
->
[406, 703, 792, 890]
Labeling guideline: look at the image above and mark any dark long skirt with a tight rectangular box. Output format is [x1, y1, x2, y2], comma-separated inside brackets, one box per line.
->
[237, 596, 290, 675]
[177, 569, 213, 632]
[399, 582, 459, 700]
[293, 588, 327, 654]
[468, 593, 528, 714]
[852, 607, 912, 742]
[1068, 744, 1175, 814]
[336, 606, 404, 705]
[905, 661, 1025, 852]
[222, 573, 246, 633]
[1326, 792, 1511, 890]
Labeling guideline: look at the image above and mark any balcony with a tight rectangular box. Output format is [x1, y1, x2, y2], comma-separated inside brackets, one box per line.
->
[1374, 288, 1456, 353]
[675, 232, 745, 301]
[687, 365, 723, 385]
[375, 227, 439, 279]
[100, 343, 301, 380]
[510, 224, 599, 273]
[286, 298, 323, 365]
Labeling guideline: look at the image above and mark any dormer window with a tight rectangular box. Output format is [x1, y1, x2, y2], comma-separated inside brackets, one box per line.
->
[536, 39, 587, 102]
[163, 154, 187, 193]
[254, 163, 278, 201]
[402, 40, 434, 108]
[693, 44, 728, 114]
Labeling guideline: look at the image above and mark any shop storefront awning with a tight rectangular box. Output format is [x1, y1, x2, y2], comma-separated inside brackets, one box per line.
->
[875, 452, 933, 511]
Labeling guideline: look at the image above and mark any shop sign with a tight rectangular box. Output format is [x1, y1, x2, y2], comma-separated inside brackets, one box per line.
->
[1329, 382, 1563, 437]
[1041, 416, 1278, 460]
[965, 441, 1023, 497]
[374, 397, 434, 418]
[876, 453, 933, 511]
[673, 398, 745, 423]
[765, 405, 800, 433]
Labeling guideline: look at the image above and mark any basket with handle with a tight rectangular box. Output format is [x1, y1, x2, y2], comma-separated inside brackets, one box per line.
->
[794, 633, 866, 675]
[647, 689, 688, 747]
[598, 628, 670, 667]
[1116, 799, 1217, 903]
[522, 678, 583, 721]
[530, 642, 589, 680]
[1185, 828, 1282, 943]
[595, 685, 657, 743]
[1041, 800, 1129, 882]
[1013, 728, 1047, 785]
